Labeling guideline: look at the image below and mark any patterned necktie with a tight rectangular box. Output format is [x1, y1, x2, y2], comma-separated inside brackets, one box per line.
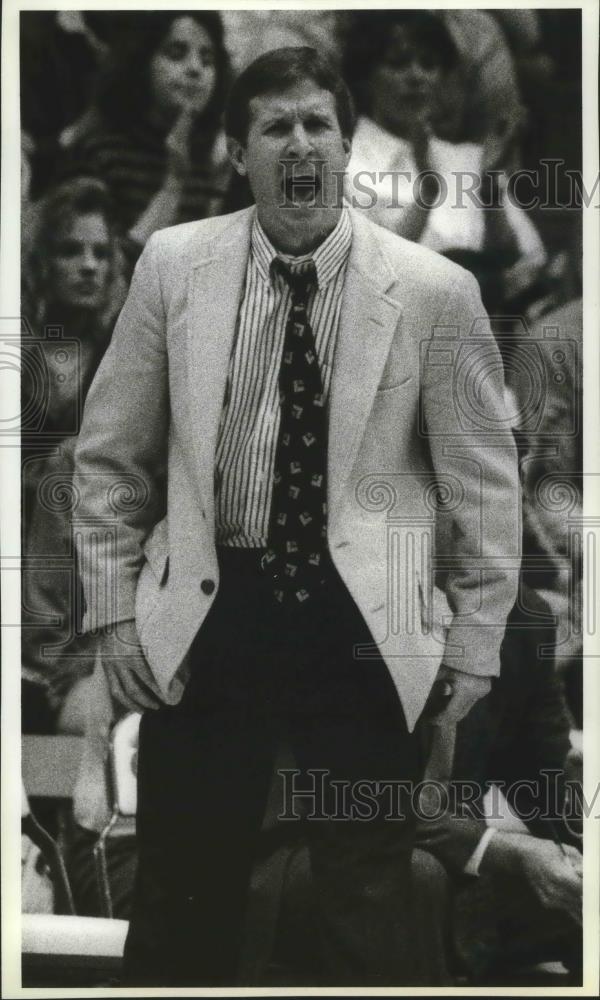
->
[262, 259, 328, 603]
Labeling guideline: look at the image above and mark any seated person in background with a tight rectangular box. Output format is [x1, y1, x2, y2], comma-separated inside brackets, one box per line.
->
[63, 11, 232, 272]
[21, 178, 126, 727]
[413, 580, 582, 984]
[343, 10, 546, 314]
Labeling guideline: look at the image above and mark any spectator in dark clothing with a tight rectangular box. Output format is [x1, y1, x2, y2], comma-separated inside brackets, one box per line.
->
[413, 582, 581, 983]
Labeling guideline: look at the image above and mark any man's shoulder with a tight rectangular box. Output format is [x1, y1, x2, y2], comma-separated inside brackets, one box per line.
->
[149, 207, 255, 260]
[349, 207, 474, 294]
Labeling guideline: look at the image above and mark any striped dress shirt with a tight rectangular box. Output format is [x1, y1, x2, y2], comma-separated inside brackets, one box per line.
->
[215, 208, 353, 547]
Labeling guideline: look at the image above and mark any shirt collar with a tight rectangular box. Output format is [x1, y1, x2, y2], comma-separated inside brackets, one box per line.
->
[250, 207, 352, 291]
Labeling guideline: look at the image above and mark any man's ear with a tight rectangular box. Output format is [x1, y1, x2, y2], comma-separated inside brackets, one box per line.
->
[342, 136, 352, 167]
[227, 137, 247, 176]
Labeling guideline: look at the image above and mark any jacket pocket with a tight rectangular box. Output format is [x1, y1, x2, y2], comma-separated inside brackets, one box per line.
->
[375, 374, 414, 395]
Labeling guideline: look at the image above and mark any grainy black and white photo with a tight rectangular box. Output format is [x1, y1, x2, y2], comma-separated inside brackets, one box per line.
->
[5, 1, 596, 992]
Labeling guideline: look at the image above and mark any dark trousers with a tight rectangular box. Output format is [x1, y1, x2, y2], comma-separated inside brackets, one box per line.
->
[123, 548, 420, 986]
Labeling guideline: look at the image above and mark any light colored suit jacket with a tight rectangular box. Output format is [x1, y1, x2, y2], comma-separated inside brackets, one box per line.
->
[74, 206, 520, 744]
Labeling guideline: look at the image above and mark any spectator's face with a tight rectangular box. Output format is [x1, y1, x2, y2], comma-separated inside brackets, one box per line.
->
[49, 213, 111, 310]
[227, 80, 351, 254]
[369, 25, 443, 134]
[149, 17, 217, 122]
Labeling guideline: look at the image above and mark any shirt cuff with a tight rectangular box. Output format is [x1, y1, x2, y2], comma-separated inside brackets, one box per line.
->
[463, 827, 497, 876]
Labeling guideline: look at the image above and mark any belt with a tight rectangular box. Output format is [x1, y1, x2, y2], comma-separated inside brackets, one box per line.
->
[216, 544, 267, 577]
[217, 544, 336, 587]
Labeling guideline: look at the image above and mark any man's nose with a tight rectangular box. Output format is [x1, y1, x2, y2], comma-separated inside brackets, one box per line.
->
[79, 250, 98, 273]
[286, 123, 314, 159]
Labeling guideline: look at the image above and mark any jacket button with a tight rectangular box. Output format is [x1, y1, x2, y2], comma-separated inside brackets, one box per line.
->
[201, 579, 215, 595]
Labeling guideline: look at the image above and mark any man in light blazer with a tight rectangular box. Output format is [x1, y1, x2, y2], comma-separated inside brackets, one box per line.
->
[74, 48, 520, 985]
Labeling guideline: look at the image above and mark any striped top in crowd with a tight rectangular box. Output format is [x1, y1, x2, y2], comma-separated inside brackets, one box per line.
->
[68, 119, 231, 235]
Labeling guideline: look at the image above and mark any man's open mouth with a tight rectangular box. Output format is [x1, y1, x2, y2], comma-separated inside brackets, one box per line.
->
[282, 171, 321, 207]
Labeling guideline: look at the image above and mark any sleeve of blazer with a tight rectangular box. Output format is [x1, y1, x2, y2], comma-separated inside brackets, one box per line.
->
[421, 270, 520, 677]
[73, 232, 169, 631]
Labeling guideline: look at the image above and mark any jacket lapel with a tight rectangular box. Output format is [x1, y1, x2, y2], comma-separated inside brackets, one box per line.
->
[328, 210, 404, 522]
[186, 210, 254, 522]
[186, 207, 405, 527]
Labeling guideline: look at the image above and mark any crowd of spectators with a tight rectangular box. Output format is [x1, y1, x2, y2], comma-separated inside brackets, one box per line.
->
[20, 8, 584, 987]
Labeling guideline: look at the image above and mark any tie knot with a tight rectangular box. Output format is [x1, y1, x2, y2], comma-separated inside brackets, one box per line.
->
[273, 258, 316, 302]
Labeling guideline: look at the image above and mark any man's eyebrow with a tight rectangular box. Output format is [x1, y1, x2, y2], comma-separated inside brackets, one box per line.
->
[258, 103, 334, 126]
[259, 111, 293, 127]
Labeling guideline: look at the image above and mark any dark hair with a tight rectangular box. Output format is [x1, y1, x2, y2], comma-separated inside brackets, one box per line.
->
[95, 11, 230, 137]
[225, 46, 355, 144]
[23, 177, 125, 325]
[343, 11, 459, 116]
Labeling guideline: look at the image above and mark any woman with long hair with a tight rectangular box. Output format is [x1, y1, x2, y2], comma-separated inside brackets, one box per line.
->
[65, 12, 232, 264]
[23, 176, 125, 410]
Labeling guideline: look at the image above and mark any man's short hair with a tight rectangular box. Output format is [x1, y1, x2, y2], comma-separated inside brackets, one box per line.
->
[225, 46, 355, 144]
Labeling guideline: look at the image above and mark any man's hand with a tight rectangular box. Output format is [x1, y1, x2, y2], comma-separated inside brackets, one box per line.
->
[98, 619, 164, 713]
[483, 831, 582, 925]
[429, 664, 491, 726]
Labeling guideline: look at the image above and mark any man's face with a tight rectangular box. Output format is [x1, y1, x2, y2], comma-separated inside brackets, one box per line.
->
[228, 81, 351, 254]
